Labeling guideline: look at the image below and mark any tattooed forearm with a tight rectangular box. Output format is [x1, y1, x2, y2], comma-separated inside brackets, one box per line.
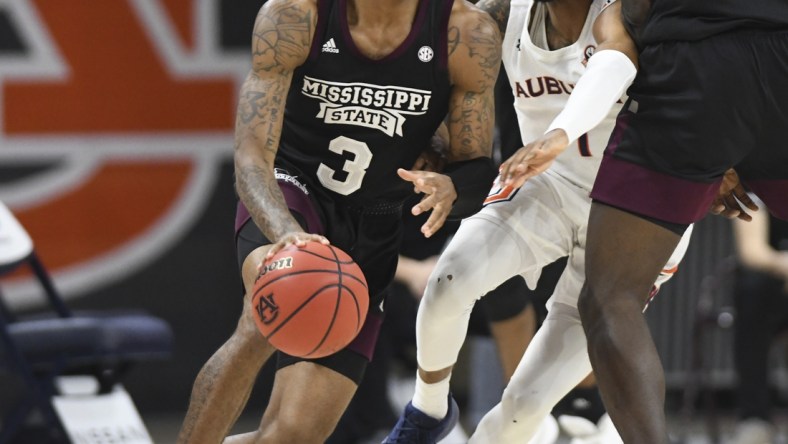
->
[235, 72, 288, 156]
[239, 91, 267, 125]
[236, 163, 302, 241]
[232, 0, 315, 242]
[475, 0, 510, 35]
[234, 72, 299, 240]
[448, 90, 494, 160]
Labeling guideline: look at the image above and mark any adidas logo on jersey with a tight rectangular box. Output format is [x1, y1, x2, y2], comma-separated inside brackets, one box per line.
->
[322, 38, 339, 53]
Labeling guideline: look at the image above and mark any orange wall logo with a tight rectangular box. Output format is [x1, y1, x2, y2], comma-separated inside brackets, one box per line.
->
[1, 0, 249, 308]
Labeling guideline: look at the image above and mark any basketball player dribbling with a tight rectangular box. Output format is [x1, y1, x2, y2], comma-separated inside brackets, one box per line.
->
[175, 1, 501, 443]
[537, 0, 788, 442]
[384, 0, 693, 443]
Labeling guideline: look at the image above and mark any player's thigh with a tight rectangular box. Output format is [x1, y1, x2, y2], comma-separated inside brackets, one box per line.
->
[547, 246, 585, 309]
[459, 174, 575, 290]
[582, 203, 683, 307]
[261, 361, 358, 441]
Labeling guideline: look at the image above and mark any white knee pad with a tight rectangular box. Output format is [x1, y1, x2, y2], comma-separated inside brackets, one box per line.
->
[416, 218, 527, 371]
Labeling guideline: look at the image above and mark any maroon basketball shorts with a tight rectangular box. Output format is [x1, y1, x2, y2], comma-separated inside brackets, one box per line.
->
[235, 168, 403, 383]
[591, 29, 788, 224]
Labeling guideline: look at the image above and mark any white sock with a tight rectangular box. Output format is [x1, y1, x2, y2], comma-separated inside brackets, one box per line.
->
[412, 372, 451, 420]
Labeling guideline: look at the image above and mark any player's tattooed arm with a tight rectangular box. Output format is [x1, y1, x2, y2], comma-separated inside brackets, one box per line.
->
[398, 3, 501, 236]
[446, 3, 501, 162]
[234, 0, 325, 249]
[474, 0, 510, 36]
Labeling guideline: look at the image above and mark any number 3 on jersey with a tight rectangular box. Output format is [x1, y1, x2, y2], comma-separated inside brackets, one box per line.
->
[317, 136, 373, 195]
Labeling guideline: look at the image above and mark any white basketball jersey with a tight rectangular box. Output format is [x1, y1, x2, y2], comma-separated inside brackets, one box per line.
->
[502, 0, 623, 191]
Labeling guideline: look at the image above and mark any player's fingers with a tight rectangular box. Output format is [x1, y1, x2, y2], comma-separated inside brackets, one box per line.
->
[508, 170, 530, 189]
[397, 168, 422, 184]
[511, 159, 549, 189]
[265, 241, 288, 260]
[304, 234, 330, 245]
[413, 181, 436, 196]
[501, 148, 530, 184]
[506, 146, 548, 186]
[403, 171, 439, 195]
[719, 194, 743, 219]
[732, 185, 759, 212]
[736, 211, 753, 222]
[503, 162, 529, 186]
[264, 234, 328, 260]
[499, 160, 515, 185]
[710, 202, 726, 216]
[724, 194, 753, 222]
[421, 204, 450, 238]
[411, 193, 439, 216]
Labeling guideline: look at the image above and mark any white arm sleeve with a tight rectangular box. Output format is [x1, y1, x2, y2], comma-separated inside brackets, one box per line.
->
[546, 49, 636, 143]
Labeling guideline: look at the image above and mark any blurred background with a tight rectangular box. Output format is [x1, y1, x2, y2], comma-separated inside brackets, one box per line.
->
[1, 1, 787, 443]
[0, 0, 266, 437]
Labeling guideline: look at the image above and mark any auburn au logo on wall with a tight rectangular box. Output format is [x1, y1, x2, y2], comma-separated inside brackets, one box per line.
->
[0, 0, 252, 308]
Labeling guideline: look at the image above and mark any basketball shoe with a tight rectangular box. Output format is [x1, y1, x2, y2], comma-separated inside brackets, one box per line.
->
[382, 395, 459, 444]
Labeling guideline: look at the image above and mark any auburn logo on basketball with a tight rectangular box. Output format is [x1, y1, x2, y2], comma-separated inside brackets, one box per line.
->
[255, 293, 280, 325]
[0, 0, 249, 308]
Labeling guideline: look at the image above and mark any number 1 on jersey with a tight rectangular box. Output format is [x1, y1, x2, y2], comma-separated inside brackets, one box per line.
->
[316, 136, 373, 195]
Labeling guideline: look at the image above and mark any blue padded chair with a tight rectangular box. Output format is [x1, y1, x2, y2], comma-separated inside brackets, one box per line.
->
[0, 201, 174, 443]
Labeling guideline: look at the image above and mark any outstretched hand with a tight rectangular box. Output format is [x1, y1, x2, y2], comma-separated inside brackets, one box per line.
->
[264, 232, 330, 262]
[501, 129, 569, 189]
[709, 169, 759, 221]
[398, 168, 457, 238]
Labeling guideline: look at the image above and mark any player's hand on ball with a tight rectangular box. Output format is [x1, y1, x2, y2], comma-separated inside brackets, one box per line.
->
[252, 242, 368, 358]
[501, 129, 569, 189]
[397, 168, 457, 238]
[265, 232, 330, 261]
[709, 169, 758, 221]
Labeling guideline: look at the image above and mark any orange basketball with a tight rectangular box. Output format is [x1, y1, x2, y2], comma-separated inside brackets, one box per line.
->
[251, 242, 369, 358]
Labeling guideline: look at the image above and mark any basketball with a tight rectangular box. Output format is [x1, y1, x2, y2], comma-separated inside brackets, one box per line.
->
[250, 242, 369, 359]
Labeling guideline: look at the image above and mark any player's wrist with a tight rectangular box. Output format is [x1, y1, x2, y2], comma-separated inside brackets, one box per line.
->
[544, 129, 570, 151]
[443, 157, 496, 219]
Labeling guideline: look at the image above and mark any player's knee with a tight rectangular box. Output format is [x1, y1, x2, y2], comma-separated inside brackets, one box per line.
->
[421, 278, 473, 320]
[577, 282, 598, 325]
[425, 253, 485, 307]
[578, 284, 644, 343]
[241, 245, 271, 289]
